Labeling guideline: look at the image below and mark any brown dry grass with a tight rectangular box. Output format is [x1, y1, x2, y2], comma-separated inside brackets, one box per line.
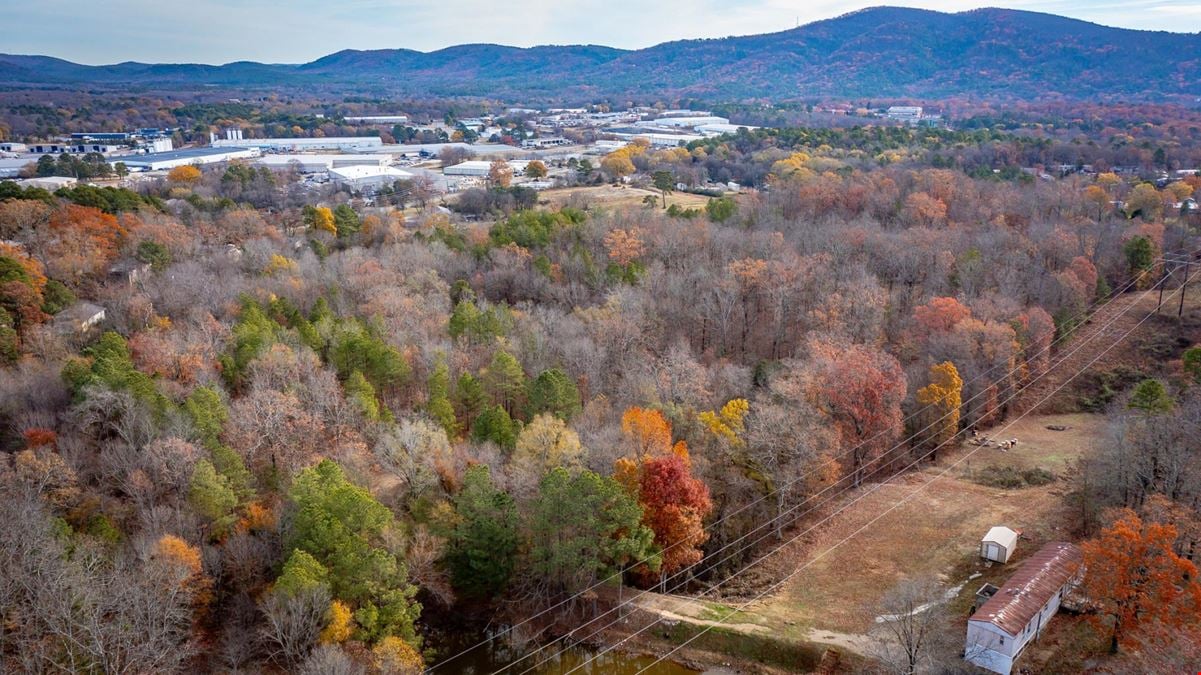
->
[747, 412, 1104, 635]
[539, 185, 715, 211]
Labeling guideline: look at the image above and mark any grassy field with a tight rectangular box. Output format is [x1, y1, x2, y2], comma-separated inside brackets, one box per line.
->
[622, 412, 1105, 672]
[538, 185, 717, 211]
[748, 413, 1099, 633]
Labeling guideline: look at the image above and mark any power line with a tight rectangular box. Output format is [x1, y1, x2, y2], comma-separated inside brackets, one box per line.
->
[428, 252, 1175, 673]
[506, 249, 1198, 671]
[515, 276, 1174, 675]
[623, 285, 1176, 675]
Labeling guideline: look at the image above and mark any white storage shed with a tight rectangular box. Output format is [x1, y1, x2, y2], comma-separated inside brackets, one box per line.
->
[981, 526, 1019, 563]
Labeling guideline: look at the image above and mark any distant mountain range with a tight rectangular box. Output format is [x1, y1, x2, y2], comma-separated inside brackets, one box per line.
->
[3, 7, 1200, 102]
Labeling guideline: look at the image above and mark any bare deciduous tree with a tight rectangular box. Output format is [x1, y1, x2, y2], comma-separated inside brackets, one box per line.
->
[260, 586, 330, 667]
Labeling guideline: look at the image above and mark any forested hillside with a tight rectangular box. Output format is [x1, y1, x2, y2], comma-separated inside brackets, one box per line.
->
[1, 118, 1200, 672]
[3, 7, 1201, 100]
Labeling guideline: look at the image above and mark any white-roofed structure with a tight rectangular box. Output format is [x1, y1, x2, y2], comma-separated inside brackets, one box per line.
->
[256, 154, 389, 173]
[344, 115, 409, 124]
[443, 160, 530, 177]
[18, 176, 78, 190]
[607, 131, 704, 147]
[213, 136, 383, 151]
[696, 123, 759, 136]
[118, 147, 261, 171]
[981, 526, 1019, 563]
[638, 116, 729, 128]
[328, 165, 413, 189]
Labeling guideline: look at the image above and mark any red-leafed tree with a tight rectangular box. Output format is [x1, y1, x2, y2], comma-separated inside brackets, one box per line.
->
[1018, 306, 1055, 379]
[626, 452, 712, 587]
[812, 342, 907, 487]
[1082, 509, 1201, 653]
[912, 296, 971, 338]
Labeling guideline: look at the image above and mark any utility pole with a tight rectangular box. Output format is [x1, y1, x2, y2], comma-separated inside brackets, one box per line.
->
[1161, 254, 1191, 319]
[1157, 264, 1169, 314]
[1179, 257, 1191, 320]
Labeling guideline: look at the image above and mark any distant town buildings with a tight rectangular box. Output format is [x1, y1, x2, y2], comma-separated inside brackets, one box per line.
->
[344, 115, 409, 124]
[886, 106, 924, 123]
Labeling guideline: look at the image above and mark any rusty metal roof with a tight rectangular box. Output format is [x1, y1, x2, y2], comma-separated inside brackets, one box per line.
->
[971, 541, 1083, 636]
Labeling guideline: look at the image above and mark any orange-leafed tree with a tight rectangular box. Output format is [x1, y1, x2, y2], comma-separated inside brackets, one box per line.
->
[46, 204, 128, 283]
[1, 241, 49, 333]
[167, 165, 202, 184]
[488, 159, 513, 188]
[1082, 509, 1201, 653]
[621, 406, 673, 456]
[22, 427, 57, 449]
[154, 534, 213, 612]
[603, 227, 646, 267]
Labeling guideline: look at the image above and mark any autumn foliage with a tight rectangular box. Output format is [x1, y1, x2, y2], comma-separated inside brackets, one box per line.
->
[47, 204, 128, 283]
[621, 406, 673, 456]
[811, 341, 906, 486]
[624, 452, 712, 586]
[915, 361, 962, 451]
[1082, 510, 1201, 652]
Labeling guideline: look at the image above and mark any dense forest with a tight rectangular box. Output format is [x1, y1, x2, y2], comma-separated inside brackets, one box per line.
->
[2, 110, 1200, 673]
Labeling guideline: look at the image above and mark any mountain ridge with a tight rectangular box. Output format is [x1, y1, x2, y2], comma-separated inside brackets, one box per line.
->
[3, 7, 1200, 101]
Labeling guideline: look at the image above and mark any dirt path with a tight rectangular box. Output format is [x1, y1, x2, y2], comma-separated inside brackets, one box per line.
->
[634, 593, 771, 635]
[632, 590, 875, 659]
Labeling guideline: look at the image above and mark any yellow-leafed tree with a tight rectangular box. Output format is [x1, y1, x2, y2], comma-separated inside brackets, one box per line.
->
[698, 398, 750, 446]
[319, 600, 354, 643]
[915, 361, 962, 456]
[167, 165, 202, 184]
[311, 206, 336, 235]
[374, 636, 424, 674]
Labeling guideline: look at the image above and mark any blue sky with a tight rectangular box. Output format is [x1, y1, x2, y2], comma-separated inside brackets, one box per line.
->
[8, 0, 1201, 64]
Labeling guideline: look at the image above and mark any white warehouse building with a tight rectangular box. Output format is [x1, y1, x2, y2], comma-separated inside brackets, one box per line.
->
[328, 165, 413, 189]
[638, 116, 729, 128]
[212, 136, 384, 152]
[255, 154, 389, 174]
[116, 147, 261, 171]
[344, 115, 409, 124]
[443, 160, 530, 177]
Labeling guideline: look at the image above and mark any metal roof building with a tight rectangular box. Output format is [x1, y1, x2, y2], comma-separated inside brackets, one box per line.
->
[965, 542, 1083, 675]
[344, 115, 409, 124]
[213, 136, 383, 151]
[117, 147, 261, 171]
[328, 165, 413, 189]
[255, 154, 389, 173]
[443, 160, 529, 177]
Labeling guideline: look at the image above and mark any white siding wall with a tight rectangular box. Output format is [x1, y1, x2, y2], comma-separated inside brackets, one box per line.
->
[966, 585, 1069, 675]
